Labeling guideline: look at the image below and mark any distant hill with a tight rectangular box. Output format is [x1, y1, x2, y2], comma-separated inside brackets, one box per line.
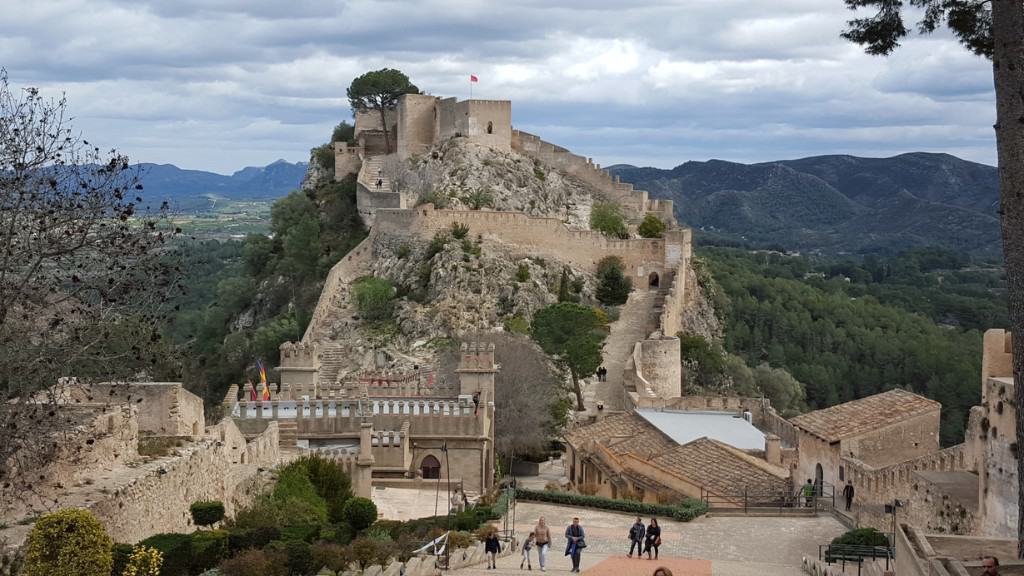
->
[136, 159, 307, 211]
[609, 153, 1001, 256]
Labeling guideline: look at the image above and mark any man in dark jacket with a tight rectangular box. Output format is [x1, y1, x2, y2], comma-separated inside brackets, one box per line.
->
[564, 517, 585, 573]
[842, 481, 855, 511]
[627, 517, 645, 558]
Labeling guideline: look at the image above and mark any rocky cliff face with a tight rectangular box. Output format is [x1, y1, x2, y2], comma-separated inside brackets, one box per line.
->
[407, 139, 597, 228]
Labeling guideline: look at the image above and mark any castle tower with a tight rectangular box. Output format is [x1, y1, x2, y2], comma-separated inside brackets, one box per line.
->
[355, 422, 375, 498]
[277, 341, 319, 400]
[457, 341, 499, 490]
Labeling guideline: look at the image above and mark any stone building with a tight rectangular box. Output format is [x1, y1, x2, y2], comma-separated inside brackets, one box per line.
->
[790, 388, 942, 494]
[224, 341, 498, 497]
[564, 406, 790, 504]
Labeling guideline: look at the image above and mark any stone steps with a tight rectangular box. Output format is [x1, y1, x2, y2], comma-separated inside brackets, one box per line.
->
[277, 420, 297, 449]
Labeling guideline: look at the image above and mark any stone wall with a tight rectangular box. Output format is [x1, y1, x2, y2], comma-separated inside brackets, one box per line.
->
[397, 94, 437, 159]
[302, 234, 375, 342]
[83, 383, 204, 438]
[334, 141, 362, 180]
[975, 375, 1018, 538]
[88, 419, 279, 543]
[637, 337, 681, 399]
[373, 206, 688, 280]
[849, 410, 941, 468]
[460, 100, 512, 152]
[512, 130, 675, 225]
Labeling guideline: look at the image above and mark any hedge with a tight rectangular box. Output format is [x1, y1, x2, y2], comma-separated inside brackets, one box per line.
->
[190, 501, 226, 528]
[137, 533, 191, 576]
[515, 489, 708, 521]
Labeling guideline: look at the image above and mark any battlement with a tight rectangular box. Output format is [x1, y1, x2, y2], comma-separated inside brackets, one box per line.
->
[279, 341, 318, 368]
[458, 342, 497, 373]
[512, 129, 675, 225]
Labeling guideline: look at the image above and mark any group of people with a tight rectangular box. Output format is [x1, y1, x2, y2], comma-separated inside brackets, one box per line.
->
[594, 367, 608, 382]
[627, 517, 662, 560]
[488, 515, 666, 573]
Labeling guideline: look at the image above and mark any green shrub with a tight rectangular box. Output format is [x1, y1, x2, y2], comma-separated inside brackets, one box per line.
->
[111, 543, 135, 576]
[463, 187, 494, 210]
[350, 537, 393, 569]
[352, 276, 396, 322]
[218, 549, 287, 576]
[503, 315, 530, 335]
[285, 540, 314, 575]
[395, 243, 411, 259]
[190, 501, 226, 528]
[589, 202, 628, 238]
[280, 523, 321, 542]
[137, 533, 191, 576]
[831, 527, 890, 547]
[596, 256, 632, 305]
[450, 222, 470, 240]
[637, 214, 666, 238]
[312, 143, 335, 173]
[122, 546, 163, 576]
[515, 263, 530, 282]
[285, 454, 353, 523]
[22, 509, 113, 576]
[426, 231, 450, 260]
[515, 489, 707, 521]
[342, 497, 379, 531]
[533, 165, 546, 180]
[190, 530, 228, 574]
[311, 542, 353, 573]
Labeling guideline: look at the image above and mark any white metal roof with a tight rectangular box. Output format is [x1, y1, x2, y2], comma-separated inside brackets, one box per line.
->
[635, 409, 766, 451]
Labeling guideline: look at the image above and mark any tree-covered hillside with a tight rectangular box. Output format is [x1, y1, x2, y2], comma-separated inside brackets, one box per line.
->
[610, 153, 1001, 256]
[701, 246, 1002, 445]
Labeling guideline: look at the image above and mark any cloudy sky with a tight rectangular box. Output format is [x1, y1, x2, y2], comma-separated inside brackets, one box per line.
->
[0, 0, 997, 174]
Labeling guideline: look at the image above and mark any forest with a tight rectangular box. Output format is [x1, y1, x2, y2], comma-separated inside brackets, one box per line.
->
[700, 245, 1005, 445]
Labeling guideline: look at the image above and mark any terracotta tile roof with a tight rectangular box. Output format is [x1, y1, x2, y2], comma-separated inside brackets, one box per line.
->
[650, 438, 789, 496]
[790, 389, 940, 443]
[564, 412, 673, 460]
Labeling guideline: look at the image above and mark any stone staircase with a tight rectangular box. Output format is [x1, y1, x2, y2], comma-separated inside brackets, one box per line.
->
[592, 289, 660, 411]
[360, 156, 392, 194]
[318, 344, 354, 389]
[277, 420, 297, 450]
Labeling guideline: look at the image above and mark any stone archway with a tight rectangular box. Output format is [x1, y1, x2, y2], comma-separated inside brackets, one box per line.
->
[421, 455, 441, 479]
[486, 121, 494, 134]
[648, 272, 660, 288]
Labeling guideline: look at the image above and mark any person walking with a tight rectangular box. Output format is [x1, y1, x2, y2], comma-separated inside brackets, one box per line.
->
[533, 517, 551, 572]
[628, 516, 646, 558]
[564, 517, 585, 573]
[802, 479, 814, 508]
[521, 532, 536, 570]
[643, 518, 661, 560]
[842, 480, 855, 511]
[485, 530, 502, 570]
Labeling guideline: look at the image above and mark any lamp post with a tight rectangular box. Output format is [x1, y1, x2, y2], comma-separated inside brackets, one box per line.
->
[884, 499, 904, 547]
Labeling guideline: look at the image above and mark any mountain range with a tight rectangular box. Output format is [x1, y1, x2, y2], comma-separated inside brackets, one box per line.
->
[609, 152, 1001, 257]
[136, 159, 308, 211]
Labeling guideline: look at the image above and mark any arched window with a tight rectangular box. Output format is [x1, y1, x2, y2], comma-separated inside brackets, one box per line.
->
[648, 272, 660, 288]
[486, 121, 493, 134]
[421, 455, 441, 479]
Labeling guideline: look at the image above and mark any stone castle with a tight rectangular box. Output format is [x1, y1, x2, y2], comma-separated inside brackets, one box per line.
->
[5, 90, 1016, 570]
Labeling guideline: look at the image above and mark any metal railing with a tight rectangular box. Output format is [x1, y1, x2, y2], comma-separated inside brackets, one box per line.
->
[700, 488, 811, 514]
[818, 543, 894, 575]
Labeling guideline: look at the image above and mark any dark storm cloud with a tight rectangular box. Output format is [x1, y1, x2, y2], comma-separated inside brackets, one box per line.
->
[0, 0, 997, 172]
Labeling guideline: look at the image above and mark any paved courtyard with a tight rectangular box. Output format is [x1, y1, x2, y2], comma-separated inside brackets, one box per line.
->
[455, 501, 846, 576]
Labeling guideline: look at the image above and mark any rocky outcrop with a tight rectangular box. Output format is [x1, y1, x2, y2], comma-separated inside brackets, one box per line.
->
[409, 139, 599, 227]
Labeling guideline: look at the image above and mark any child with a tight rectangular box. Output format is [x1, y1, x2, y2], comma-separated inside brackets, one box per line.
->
[521, 531, 536, 570]
[485, 530, 502, 570]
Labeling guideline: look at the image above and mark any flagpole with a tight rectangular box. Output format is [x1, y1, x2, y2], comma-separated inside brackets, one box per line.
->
[469, 77, 473, 99]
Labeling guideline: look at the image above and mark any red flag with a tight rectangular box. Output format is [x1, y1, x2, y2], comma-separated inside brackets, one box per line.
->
[470, 75, 479, 83]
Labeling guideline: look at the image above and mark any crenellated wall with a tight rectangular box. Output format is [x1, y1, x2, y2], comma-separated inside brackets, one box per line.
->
[302, 234, 375, 342]
[373, 205, 689, 280]
[512, 129, 675, 225]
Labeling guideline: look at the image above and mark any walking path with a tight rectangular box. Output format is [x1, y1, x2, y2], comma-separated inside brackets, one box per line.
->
[453, 501, 845, 576]
[590, 290, 658, 412]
